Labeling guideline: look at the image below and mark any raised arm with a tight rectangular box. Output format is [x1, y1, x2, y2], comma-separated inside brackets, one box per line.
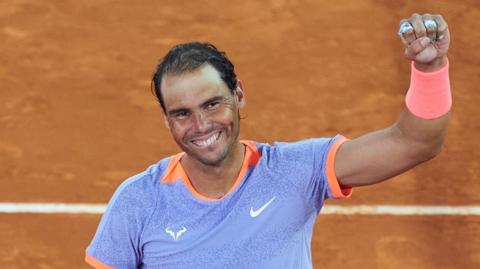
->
[335, 13, 451, 188]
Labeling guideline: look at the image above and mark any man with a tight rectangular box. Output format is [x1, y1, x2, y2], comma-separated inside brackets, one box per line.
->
[86, 13, 451, 268]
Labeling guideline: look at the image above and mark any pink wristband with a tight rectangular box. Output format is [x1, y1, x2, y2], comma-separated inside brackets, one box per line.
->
[405, 58, 452, 119]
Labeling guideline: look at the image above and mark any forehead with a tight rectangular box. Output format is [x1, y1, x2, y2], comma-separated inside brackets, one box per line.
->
[161, 64, 231, 111]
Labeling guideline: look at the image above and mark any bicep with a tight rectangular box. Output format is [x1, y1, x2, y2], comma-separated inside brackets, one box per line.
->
[334, 128, 409, 187]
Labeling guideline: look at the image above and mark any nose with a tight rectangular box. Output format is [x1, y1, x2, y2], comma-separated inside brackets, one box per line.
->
[191, 111, 210, 133]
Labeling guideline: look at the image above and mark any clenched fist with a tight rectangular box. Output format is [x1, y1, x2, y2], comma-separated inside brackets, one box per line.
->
[398, 13, 450, 71]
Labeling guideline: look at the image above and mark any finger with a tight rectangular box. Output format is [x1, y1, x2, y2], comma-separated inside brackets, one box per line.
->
[405, 37, 431, 58]
[422, 14, 437, 41]
[410, 13, 427, 39]
[434, 15, 448, 41]
[398, 19, 415, 45]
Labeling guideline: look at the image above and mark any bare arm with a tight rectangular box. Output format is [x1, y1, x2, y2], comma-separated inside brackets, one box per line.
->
[334, 13, 451, 187]
[336, 108, 449, 187]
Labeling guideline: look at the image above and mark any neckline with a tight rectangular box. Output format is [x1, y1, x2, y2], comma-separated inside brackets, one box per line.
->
[160, 140, 261, 202]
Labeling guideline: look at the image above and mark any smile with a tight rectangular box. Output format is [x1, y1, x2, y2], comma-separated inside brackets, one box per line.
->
[190, 131, 221, 148]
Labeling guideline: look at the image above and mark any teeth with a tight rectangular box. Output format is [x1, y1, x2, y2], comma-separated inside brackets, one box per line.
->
[192, 132, 220, 147]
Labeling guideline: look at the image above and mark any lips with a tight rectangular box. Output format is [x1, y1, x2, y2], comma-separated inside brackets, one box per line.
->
[190, 131, 221, 148]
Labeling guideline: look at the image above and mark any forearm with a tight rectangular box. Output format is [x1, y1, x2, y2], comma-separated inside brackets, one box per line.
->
[393, 106, 449, 159]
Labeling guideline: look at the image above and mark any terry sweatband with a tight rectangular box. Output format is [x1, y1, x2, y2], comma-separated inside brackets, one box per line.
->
[405, 58, 452, 119]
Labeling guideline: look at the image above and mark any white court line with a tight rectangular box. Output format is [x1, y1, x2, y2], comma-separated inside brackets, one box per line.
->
[0, 203, 106, 214]
[322, 205, 480, 216]
[0, 203, 480, 215]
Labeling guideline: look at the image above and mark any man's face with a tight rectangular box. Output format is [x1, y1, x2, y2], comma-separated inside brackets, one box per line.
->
[161, 64, 245, 166]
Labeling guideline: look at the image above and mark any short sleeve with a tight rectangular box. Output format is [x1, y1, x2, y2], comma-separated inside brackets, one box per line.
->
[270, 135, 352, 213]
[306, 134, 352, 212]
[85, 173, 156, 269]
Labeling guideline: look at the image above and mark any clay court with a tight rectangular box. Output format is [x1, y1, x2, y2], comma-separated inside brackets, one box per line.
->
[1, 0, 480, 268]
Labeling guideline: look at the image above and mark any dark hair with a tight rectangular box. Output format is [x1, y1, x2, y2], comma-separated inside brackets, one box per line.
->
[152, 42, 237, 113]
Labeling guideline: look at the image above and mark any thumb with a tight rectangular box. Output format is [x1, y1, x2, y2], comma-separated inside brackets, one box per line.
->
[405, 37, 435, 60]
[415, 44, 438, 63]
[420, 37, 431, 47]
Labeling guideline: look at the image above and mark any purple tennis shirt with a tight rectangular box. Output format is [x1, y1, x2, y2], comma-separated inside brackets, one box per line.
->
[86, 135, 351, 268]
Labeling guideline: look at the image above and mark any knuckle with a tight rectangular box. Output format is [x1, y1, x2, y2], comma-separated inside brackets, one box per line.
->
[436, 19, 448, 29]
[438, 25, 448, 32]
[412, 19, 424, 28]
[434, 15, 446, 25]
[436, 21, 448, 33]
[423, 13, 432, 17]
[412, 13, 422, 21]
[404, 31, 416, 41]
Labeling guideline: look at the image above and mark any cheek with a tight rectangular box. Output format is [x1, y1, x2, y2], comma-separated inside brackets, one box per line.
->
[169, 122, 188, 139]
[213, 106, 238, 123]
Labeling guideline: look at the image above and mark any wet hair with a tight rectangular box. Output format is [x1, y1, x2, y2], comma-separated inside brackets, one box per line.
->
[151, 42, 237, 113]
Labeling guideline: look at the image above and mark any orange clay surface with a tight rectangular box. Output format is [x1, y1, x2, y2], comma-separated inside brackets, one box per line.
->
[1, 0, 479, 268]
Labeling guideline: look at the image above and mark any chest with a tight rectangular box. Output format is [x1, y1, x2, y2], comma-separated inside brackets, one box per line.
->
[139, 172, 315, 268]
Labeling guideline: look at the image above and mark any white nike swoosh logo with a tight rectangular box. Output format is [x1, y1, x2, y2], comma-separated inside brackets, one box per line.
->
[250, 196, 276, 218]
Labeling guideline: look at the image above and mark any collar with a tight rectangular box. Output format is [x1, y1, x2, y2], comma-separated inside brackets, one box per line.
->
[160, 140, 261, 201]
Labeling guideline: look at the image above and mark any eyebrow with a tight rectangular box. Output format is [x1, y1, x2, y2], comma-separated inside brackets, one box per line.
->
[167, 107, 189, 116]
[201, 96, 226, 107]
[167, 96, 227, 116]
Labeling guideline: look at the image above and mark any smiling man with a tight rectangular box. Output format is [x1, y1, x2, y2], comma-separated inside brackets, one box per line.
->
[160, 62, 246, 199]
[86, 13, 451, 269]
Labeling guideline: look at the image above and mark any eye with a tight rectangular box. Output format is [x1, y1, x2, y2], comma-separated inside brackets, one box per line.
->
[206, 101, 220, 110]
[173, 111, 190, 120]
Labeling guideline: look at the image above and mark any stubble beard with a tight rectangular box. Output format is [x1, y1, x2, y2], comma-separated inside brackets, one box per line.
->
[197, 126, 240, 167]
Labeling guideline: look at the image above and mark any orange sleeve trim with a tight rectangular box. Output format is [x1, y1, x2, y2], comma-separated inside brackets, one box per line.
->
[85, 253, 115, 269]
[325, 136, 352, 199]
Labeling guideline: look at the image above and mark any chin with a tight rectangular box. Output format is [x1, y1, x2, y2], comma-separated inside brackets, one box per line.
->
[190, 146, 230, 166]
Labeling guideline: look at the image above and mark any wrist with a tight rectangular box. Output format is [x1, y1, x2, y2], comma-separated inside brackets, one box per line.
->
[406, 57, 451, 119]
[414, 55, 447, 72]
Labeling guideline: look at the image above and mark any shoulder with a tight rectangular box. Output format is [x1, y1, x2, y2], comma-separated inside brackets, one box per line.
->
[251, 136, 346, 188]
[106, 157, 172, 215]
[255, 135, 342, 163]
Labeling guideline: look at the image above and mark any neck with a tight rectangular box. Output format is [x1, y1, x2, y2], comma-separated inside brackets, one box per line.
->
[181, 141, 246, 199]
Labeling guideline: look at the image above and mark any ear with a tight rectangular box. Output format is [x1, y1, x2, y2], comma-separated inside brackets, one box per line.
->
[235, 80, 246, 108]
[163, 115, 170, 130]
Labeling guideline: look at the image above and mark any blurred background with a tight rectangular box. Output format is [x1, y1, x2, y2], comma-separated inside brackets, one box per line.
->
[0, 0, 479, 268]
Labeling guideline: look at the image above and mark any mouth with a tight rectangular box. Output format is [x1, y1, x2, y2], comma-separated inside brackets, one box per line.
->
[190, 131, 222, 148]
